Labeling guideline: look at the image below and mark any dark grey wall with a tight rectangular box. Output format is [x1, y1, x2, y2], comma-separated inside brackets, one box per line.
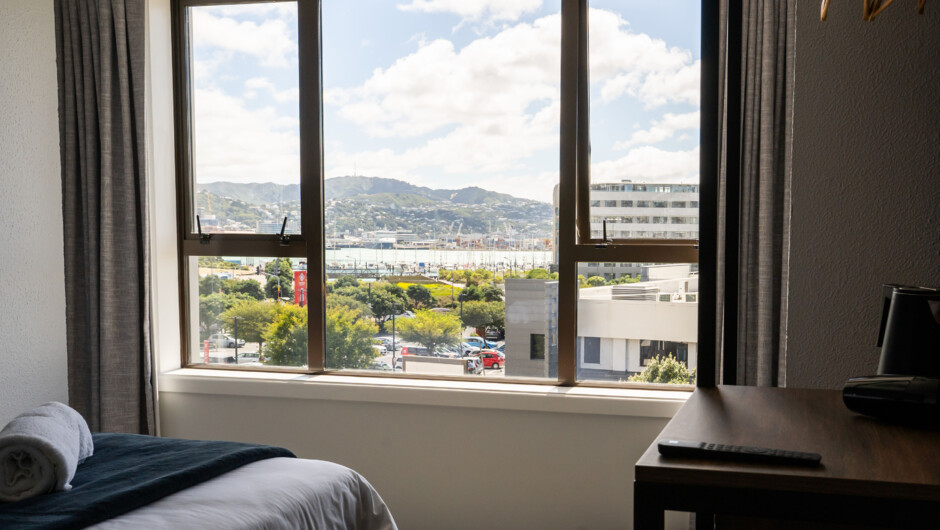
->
[787, 1, 940, 388]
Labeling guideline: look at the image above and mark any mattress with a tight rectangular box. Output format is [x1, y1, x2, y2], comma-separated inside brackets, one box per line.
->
[88, 457, 397, 530]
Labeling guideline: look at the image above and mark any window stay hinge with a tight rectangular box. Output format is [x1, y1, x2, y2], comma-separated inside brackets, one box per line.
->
[279, 217, 291, 246]
[196, 215, 211, 245]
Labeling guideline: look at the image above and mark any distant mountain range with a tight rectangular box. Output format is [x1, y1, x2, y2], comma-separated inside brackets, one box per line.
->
[197, 176, 544, 207]
[195, 177, 553, 238]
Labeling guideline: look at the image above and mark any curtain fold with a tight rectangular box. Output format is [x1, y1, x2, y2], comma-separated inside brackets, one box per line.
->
[716, 0, 796, 387]
[55, 0, 153, 434]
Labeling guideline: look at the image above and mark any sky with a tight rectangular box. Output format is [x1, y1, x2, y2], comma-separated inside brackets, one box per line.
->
[190, 0, 701, 204]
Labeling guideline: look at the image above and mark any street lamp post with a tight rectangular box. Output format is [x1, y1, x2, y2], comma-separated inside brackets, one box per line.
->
[229, 316, 241, 364]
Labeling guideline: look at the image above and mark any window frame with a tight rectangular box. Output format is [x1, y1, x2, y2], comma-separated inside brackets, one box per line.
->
[170, 0, 715, 389]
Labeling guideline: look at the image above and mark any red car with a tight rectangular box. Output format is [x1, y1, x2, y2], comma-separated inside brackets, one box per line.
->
[479, 350, 505, 369]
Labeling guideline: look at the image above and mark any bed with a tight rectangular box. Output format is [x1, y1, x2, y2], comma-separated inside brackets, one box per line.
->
[0, 433, 397, 529]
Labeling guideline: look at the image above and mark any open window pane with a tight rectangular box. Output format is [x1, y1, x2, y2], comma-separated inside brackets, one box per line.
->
[586, 1, 700, 241]
[187, 3, 301, 234]
[320, 1, 561, 380]
[576, 262, 698, 384]
[187, 256, 307, 368]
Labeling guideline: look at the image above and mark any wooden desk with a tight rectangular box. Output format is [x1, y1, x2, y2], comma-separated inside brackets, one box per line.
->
[634, 386, 940, 529]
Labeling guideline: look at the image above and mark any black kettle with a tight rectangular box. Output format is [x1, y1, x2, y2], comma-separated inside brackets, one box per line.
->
[877, 284, 940, 377]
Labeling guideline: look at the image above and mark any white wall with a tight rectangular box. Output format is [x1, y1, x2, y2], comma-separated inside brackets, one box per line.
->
[787, 1, 940, 389]
[159, 377, 689, 530]
[0, 0, 68, 426]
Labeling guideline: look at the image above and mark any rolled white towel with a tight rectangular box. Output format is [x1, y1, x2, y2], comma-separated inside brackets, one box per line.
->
[0, 402, 93, 502]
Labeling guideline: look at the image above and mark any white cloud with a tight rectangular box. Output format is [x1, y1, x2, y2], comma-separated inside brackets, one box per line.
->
[614, 111, 699, 149]
[192, 88, 299, 185]
[591, 146, 700, 184]
[397, 0, 543, 23]
[191, 9, 296, 68]
[322, 8, 700, 202]
[243, 77, 299, 102]
[589, 9, 699, 108]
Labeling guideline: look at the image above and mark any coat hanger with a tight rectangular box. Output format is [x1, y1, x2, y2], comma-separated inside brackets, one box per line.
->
[821, 0, 926, 21]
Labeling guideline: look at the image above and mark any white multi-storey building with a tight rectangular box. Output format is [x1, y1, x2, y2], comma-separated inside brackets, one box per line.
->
[505, 265, 698, 381]
[553, 181, 700, 280]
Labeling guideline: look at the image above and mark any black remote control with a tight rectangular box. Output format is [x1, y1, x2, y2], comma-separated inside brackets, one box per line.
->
[657, 439, 822, 466]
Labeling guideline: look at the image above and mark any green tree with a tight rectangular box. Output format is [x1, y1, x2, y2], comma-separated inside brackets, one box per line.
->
[526, 268, 551, 279]
[325, 306, 379, 369]
[326, 294, 373, 318]
[628, 354, 696, 384]
[586, 275, 607, 287]
[397, 310, 461, 353]
[199, 275, 225, 296]
[264, 258, 294, 300]
[367, 283, 409, 330]
[460, 301, 504, 331]
[221, 299, 278, 352]
[480, 284, 503, 302]
[263, 304, 307, 366]
[227, 278, 265, 300]
[334, 275, 360, 289]
[199, 292, 250, 338]
[460, 284, 484, 302]
[406, 284, 434, 309]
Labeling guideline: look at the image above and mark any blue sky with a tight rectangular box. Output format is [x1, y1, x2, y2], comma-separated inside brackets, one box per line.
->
[190, 0, 700, 203]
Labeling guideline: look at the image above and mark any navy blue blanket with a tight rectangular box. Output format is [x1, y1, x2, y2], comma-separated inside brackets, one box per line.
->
[0, 433, 295, 529]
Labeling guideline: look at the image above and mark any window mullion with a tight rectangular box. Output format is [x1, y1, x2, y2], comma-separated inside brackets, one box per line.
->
[299, 0, 324, 372]
[557, 0, 583, 386]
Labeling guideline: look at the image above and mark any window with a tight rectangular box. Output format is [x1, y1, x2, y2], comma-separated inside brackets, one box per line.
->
[530, 334, 546, 360]
[173, 0, 701, 387]
[582, 337, 601, 365]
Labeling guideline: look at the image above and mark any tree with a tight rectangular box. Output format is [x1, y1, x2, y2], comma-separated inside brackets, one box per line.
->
[221, 299, 278, 352]
[526, 268, 550, 279]
[480, 284, 503, 302]
[325, 306, 379, 369]
[406, 284, 434, 309]
[199, 292, 250, 338]
[227, 278, 265, 300]
[264, 258, 294, 300]
[334, 275, 360, 289]
[628, 354, 696, 384]
[586, 275, 607, 287]
[327, 294, 373, 317]
[262, 304, 307, 366]
[460, 284, 484, 302]
[397, 310, 461, 353]
[199, 274, 225, 296]
[367, 283, 409, 330]
[460, 301, 504, 331]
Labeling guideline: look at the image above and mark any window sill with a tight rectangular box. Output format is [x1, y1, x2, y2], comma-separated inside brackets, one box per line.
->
[159, 369, 690, 419]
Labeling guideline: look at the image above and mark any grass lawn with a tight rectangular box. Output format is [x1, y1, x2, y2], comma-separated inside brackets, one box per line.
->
[397, 282, 461, 299]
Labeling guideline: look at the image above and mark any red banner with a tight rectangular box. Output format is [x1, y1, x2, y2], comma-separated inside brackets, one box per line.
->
[294, 270, 308, 307]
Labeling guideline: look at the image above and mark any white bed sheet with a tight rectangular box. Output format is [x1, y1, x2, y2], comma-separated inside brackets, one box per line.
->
[87, 457, 397, 530]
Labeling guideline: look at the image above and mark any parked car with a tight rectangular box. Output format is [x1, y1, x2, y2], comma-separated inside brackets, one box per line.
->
[394, 357, 403, 370]
[236, 351, 262, 364]
[462, 336, 497, 350]
[208, 333, 245, 348]
[400, 345, 430, 356]
[372, 344, 387, 355]
[484, 327, 503, 341]
[466, 356, 483, 374]
[371, 360, 392, 371]
[478, 350, 505, 369]
[459, 343, 482, 356]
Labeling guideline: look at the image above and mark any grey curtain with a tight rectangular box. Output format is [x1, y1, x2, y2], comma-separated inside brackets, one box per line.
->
[55, 0, 154, 434]
[716, 0, 796, 387]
